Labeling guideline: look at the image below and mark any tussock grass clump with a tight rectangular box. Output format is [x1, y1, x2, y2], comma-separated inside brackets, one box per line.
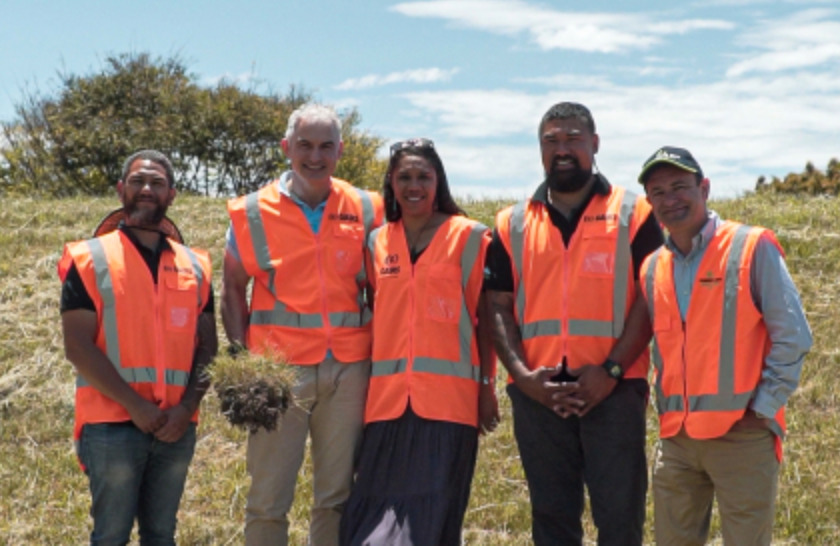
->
[210, 348, 296, 433]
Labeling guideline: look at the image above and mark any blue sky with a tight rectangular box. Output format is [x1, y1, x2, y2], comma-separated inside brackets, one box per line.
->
[1, 0, 838, 199]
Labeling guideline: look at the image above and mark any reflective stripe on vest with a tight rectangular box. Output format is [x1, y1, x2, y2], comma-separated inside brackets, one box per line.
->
[646, 224, 755, 415]
[77, 368, 190, 388]
[78, 239, 204, 388]
[87, 238, 121, 367]
[244, 186, 376, 331]
[510, 190, 637, 339]
[352, 187, 376, 325]
[370, 220, 486, 383]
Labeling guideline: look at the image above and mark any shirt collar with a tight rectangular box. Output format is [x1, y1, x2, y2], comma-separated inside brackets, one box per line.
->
[117, 222, 172, 254]
[664, 210, 721, 257]
[277, 171, 329, 211]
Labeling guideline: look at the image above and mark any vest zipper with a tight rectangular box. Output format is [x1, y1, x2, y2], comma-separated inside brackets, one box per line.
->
[314, 229, 332, 359]
[407, 233, 417, 387]
[154, 258, 166, 405]
[681, 320, 689, 422]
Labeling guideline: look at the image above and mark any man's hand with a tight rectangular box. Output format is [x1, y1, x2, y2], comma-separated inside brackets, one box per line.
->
[514, 367, 583, 418]
[127, 399, 168, 434]
[154, 404, 193, 442]
[734, 409, 772, 431]
[566, 364, 618, 417]
[479, 383, 500, 435]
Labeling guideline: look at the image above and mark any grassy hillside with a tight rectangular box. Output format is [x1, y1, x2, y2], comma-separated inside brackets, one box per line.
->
[1, 192, 838, 544]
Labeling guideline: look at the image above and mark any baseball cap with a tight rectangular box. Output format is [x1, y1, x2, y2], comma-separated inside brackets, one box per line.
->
[638, 146, 703, 184]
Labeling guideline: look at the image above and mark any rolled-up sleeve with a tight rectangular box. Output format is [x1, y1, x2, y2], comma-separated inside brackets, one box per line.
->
[750, 235, 813, 418]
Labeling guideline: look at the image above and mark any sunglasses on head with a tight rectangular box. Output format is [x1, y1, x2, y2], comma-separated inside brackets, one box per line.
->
[389, 138, 435, 156]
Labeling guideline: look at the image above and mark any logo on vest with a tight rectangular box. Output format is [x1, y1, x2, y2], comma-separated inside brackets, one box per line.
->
[329, 212, 360, 223]
[427, 296, 458, 322]
[583, 213, 618, 223]
[582, 252, 614, 275]
[164, 265, 193, 275]
[698, 270, 722, 288]
[170, 307, 190, 328]
[380, 254, 400, 276]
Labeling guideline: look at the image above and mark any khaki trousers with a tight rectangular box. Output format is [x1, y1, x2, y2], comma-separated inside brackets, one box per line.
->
[653, 425, 780, 546]
[244, 356, 370, 546]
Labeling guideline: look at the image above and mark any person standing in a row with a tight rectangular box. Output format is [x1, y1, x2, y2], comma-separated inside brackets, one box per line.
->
[59, 149, 217, 544]
[638, 145, 812, 546]
[340, 138, 499, 545]
[223, 103, 383, 546]
[486, 102, 663, 545]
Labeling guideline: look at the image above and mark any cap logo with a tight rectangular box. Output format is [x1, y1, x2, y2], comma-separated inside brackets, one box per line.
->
[656, 149, 681, 160]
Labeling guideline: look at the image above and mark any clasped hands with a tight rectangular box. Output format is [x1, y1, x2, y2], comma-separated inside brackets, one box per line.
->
[517, 364, 617, 418]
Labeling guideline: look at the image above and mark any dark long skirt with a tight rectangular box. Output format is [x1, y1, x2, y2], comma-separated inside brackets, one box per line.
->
[339, 405, 479, 546]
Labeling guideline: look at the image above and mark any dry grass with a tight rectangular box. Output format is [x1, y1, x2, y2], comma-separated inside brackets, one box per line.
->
[210, 351, 296, 433]
[1, 192, 838, 544]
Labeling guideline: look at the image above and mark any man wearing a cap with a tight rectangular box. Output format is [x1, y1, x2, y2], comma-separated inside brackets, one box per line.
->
[486, 102, 663, 545]
[58, 149, 218, 543]
[222, 103, 383, 545]
[638, 146, 812, 545]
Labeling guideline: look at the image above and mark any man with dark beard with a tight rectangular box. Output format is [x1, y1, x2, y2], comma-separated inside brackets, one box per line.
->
[58, 149, 217, 544]
[485, 102, 663, 545]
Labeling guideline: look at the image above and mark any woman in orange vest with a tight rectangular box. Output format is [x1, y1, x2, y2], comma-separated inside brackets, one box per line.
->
[339, 138, 499, 546]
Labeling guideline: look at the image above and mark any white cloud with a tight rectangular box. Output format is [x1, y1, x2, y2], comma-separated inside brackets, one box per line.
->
[334, 67, 460, 90]
[391, 0, 733, 54]
[391, 67, 840, 198]
[727, 8, 840, 76]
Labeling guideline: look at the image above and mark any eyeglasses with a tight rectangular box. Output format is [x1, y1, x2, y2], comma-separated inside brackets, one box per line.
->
[389, 138, 435, 156]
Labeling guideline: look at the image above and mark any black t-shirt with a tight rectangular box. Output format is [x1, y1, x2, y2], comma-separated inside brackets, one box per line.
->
[483, 174, 664, 292]
[60, 226, 214, 313]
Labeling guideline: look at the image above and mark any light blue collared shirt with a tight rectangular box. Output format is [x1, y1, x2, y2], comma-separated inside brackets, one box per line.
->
[664, 211, 813, 419]
[225, 172, 327, 260]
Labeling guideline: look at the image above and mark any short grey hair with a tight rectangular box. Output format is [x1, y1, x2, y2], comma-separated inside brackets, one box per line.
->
[285, 103, 342, 142]
[121, 149, 175, 187]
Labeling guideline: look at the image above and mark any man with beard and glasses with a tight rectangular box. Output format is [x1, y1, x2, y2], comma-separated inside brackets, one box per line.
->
[485, 102, 663, 545]
[58, 149, 218, 545]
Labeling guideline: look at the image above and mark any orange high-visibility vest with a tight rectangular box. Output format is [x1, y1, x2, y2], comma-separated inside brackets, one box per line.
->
[57, 230, 212, 444]
[495, 186, 651, 378]
[364, 216, 490, 427]
[228, 178, 383, 364]
[641, 221, 786, 455]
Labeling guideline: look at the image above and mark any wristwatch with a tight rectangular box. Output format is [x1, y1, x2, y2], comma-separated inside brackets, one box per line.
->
[601, 359, 624, 380]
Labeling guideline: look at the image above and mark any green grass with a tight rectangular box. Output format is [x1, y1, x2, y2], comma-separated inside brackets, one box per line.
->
[1, 192, 838, 544]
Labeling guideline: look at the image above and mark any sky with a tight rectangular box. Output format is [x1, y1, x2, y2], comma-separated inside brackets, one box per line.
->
[1, 0, 838, 200]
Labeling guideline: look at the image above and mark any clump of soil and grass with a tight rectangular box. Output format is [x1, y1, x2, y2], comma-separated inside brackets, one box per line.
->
[209, 347, 296, 433]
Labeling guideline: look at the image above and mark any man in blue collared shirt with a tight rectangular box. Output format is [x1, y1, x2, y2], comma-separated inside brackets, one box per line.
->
[638, 146, 812, 546]
[222, 103, 382, 546]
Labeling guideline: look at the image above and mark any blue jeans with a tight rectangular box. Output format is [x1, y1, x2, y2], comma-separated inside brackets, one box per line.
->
[79, 422, 196, 546]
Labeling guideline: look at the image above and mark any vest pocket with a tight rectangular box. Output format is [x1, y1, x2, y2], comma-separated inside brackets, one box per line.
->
[425, 264, 461, 324]
[331, 223, 364, 276]
[580, 234, 616, 277]
[164, 273, 198, 332]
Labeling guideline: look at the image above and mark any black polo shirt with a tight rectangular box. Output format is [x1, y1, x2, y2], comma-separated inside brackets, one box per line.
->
[60, 225, 214, 313]
[484, 174, 663, 292]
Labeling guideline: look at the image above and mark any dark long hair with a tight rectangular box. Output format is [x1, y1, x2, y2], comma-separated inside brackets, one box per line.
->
[383, 138, 465, 222]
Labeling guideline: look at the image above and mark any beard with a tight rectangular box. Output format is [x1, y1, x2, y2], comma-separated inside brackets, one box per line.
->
[124, 195, 168, 227]
[545, 156, 592, 194]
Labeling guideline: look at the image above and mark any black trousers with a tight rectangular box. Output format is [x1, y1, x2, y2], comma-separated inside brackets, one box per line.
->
[508, 379, 649, 546]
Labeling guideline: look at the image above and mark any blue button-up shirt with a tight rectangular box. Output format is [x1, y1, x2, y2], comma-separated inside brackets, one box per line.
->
[664, 211, 812, 419]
